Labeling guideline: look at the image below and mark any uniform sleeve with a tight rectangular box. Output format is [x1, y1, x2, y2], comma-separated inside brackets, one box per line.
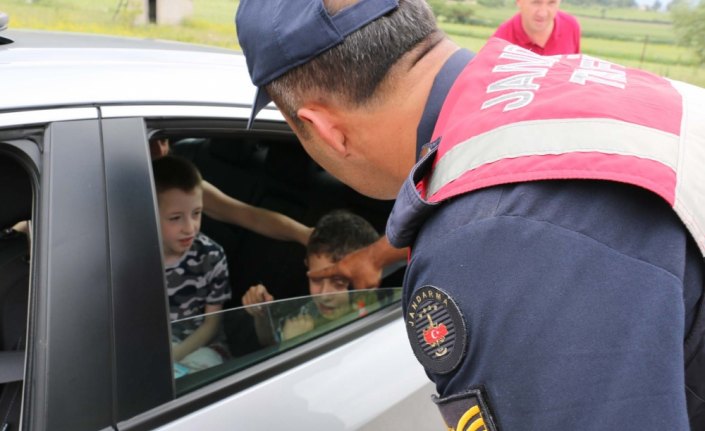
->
[404, 212, 689, 430]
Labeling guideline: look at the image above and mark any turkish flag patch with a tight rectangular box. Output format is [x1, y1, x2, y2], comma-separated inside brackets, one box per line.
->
[405, 285, 467, 374]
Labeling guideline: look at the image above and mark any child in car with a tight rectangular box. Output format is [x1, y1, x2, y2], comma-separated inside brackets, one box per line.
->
[152, 155, 232, 375]
[150, 137, 313, 247]
[242, 209, 379, 343]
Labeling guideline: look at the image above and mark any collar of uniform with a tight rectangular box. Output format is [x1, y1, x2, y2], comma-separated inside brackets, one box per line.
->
[416, 48, 475, 160]
[386, 144, 440, 248]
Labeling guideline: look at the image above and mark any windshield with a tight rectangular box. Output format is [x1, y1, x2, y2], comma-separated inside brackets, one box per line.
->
[172, 287, 402, 394]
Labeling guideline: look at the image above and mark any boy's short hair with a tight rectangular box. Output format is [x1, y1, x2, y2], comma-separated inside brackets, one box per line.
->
[307, 210, 379, 262]
[152, 155, 202, 195]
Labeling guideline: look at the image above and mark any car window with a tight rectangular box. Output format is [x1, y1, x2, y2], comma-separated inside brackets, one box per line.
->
[144, 130, 405, 400]
[172, 287, 402, 395]
[0, 145, 34, 431]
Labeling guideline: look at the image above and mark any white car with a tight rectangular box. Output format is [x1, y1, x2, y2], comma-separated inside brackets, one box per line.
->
[0, 23, 440, 431]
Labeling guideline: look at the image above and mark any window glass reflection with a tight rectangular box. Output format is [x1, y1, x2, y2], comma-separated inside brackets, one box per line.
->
[172, 288, 401, 394]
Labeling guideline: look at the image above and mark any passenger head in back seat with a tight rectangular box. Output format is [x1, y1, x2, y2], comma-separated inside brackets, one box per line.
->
[153, 155, 232, 376]
[242, 210, 379, 342]
[305, 210, 380, 317]
[150, 138, 313, 247]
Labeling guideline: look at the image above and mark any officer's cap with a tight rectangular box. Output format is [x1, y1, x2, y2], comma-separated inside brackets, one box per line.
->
[236, 0, 399, 129]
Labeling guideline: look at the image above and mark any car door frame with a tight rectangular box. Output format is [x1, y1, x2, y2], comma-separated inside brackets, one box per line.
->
[21, 113, 172, 431]
[7, 108, 437, 430]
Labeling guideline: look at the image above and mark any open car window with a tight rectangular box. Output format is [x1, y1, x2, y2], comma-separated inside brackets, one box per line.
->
[172, 287, 402, 395]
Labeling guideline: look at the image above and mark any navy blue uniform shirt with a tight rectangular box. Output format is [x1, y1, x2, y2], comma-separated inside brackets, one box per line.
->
[387, 49, 705, 430]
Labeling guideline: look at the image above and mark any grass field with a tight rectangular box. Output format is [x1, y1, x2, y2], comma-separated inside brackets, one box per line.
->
[443, 4, 705, 86]
[2, 0, 238, 47]
[2, 0, 704, 86]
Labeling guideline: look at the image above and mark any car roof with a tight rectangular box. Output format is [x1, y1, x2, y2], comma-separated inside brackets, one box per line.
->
[0, 30, 259, 113]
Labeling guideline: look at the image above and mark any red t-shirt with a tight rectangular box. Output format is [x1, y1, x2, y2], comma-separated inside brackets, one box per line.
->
[492, 10, 581, 55]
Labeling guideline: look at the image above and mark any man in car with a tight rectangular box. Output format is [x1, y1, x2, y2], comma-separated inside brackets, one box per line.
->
[235, 0, 705, 429]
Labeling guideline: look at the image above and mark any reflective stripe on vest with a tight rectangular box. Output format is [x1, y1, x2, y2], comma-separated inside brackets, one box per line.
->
[421, 38, 705, 256]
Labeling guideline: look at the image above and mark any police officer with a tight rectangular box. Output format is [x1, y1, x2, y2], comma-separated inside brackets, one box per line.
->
[235, 1, 705, 429]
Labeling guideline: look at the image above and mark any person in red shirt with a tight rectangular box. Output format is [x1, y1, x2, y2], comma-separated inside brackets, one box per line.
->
[493, 0, 581, 55]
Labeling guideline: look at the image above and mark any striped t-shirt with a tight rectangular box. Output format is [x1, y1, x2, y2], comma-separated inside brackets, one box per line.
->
[166, 232, 231, 341]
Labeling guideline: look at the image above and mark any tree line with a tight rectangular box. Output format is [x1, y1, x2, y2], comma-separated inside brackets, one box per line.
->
[428, 0, 704, 65]
[670, 0, 705, 65]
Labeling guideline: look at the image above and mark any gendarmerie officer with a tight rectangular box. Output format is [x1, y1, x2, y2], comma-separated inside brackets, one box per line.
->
[235, 1, 705, 429]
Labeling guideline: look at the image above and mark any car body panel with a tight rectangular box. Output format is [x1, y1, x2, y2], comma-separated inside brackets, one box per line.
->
[30, 120, 114, 430]
[151, 318, 439, 431]
[0, 30, 281, 122]
[0, 107, 98, 128]
[102, 117, 175, 420]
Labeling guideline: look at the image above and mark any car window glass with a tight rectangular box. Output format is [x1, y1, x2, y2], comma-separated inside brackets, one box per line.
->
[148, 132, 404, 398]
[172, 287, 402, 395]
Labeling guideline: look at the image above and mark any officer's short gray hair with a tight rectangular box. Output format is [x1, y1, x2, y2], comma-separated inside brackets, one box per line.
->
[265, 0, 438, 130]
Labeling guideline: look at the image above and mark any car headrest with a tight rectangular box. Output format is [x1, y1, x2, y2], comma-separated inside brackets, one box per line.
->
[0, 155, 32, 230]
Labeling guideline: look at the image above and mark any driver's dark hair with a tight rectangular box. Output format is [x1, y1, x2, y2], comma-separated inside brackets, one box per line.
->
[307, 210, 379, 262]
[152, 155, 202, 195]
[265, 0, 438, 129]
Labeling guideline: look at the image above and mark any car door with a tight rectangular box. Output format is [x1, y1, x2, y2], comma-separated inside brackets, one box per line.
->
[0, 111, 173, 431]
[2, 111, 440, 431]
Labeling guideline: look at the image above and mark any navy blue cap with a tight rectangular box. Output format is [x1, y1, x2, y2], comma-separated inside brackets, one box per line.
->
[236, 0, 399, 129]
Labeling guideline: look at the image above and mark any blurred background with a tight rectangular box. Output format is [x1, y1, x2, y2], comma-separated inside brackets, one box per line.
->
[2, 0, 704, 86]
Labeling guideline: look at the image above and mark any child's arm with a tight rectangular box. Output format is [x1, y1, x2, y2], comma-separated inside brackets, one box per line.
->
[307, 235, 408, 289]
[242, 284, 277, 346]
[281, 314, 315, 341]
[172, 303, 223, 362]
[201, 181, 313, 246]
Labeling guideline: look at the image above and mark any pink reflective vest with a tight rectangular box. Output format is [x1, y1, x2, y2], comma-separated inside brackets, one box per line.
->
[418, 38, 705, 257]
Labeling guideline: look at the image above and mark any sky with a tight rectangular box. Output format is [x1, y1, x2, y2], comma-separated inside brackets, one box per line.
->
[634, 0, 671, 10]
[634, 0, 701, 10]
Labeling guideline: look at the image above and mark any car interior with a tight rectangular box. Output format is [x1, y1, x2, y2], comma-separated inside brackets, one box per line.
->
[0, 149, 32, 431]
[159, 126, 404, 303]
[157, 126, 406, 388]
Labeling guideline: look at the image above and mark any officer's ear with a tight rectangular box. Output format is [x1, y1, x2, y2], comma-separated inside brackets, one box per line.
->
[296, 105, 347, 156]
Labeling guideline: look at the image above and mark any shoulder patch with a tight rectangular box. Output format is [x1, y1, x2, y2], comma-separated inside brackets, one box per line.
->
[405, 285, 467, 374]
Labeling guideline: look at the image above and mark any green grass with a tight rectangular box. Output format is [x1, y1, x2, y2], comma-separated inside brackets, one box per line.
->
[582, 37, 698, 65]
[3, 0, 241, 49]
[562, 4, 671, 22]
[440, 4, 705, 86]
[441, 29, 705, 86]
[456, 4, 677, 43]
[2, 0, 703, 86]
[578, 15, 675, 43]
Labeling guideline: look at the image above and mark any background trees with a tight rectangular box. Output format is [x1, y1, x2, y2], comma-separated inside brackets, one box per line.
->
[670, 0, 705, 64]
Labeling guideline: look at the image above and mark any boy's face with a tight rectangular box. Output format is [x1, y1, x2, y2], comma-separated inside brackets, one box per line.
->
[149, 138, 170, 159]
[307, 253, 351, 319]
[158, 187, 203, 263]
